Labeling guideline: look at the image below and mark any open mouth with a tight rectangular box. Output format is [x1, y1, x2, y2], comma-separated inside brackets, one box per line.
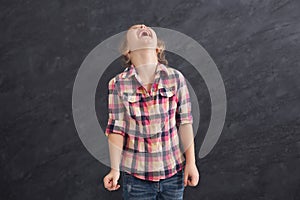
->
[137, 29, 152, 38]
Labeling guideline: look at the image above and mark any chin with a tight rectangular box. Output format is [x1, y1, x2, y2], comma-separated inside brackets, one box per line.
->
[131, 43, 157, 51]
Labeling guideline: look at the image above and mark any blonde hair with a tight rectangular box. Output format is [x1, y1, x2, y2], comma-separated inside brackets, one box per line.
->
[118, 31, 168, 68]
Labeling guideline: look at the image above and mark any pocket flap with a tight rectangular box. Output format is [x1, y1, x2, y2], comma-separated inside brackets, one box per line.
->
[123, 92, 141, 103]
[159, 87, 175, 97]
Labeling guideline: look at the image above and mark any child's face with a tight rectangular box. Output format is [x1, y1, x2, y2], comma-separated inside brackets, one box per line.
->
[126, 24, 157, 53]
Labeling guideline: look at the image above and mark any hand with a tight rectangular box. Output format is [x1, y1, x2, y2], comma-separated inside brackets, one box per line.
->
[103, 169, 121, 191]
[184, 163, 199, 187]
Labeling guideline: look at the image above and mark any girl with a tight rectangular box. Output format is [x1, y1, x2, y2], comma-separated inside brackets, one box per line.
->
[103, 24, 199, 200]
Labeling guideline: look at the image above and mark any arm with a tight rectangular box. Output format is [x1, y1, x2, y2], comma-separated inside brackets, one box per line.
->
[108, 133, 124, 172]
[178, 123, 195, 165]
[178, 123, 199, 187]
[175, 71, 199, 187]
[103, 77, 126, 191]
[104, 134, 123, 191]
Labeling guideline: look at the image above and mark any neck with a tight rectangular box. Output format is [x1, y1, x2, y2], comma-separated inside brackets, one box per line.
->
[130, 49, 158, 67]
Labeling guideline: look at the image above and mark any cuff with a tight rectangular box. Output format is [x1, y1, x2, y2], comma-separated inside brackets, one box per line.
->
[176, 113, 193, 127]
[105, 118, 126, 137]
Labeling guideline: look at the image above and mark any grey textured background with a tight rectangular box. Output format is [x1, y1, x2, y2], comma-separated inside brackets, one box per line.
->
[1, 0, 300, 199]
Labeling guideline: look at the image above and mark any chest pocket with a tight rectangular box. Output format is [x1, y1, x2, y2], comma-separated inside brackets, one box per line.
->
[159, 87, 175, 97]
[157, 87, 177, 119]
[122, 92, 143, 121]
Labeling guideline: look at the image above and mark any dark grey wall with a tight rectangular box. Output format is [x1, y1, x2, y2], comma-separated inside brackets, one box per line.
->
[1, 0, 300, 199]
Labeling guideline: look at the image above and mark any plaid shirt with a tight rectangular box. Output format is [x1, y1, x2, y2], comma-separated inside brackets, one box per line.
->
[105, 62, 193, 181]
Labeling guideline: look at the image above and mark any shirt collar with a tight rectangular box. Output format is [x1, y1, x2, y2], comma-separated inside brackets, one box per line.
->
[120, 62, 175, 95]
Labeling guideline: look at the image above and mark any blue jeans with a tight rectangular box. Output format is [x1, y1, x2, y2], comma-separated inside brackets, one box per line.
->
[122, 169, 185, 200]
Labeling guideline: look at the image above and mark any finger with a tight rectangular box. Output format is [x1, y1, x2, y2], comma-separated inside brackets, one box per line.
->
[103, 176, 108, 184]
[104, 175, 112, 183]
[108, 183, 114, 190]
[188, 177, 198, 186]
[195, 176, 199, 185]
[104, 178, 113, 190]
[194, 174, 199, 185]
[113, 178, 118, 187]
[191, 179, 197, 186]
[107, 183, 115, 191]
[110, 184, 120, 191]
[184, 173, 188, 187]
[115, 184, 121, 190]
[187, 179, 194, 186]
[111, 184, 118, 190]
[103, 177, 110, 188]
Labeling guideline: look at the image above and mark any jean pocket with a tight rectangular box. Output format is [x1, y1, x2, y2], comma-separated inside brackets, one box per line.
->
[162, 170, 185, 190]
[123, 172, 132, 184]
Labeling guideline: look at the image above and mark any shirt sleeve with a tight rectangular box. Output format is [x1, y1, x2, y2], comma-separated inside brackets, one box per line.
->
[175, 71, 193, 127]
[104, 77, 126, 137]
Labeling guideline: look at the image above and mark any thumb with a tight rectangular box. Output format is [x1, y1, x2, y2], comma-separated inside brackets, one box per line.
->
[184, 172, 188, 187]
[112, 177, 118, 187]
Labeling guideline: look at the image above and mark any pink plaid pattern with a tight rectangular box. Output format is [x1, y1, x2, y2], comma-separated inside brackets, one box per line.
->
[105, 62, 193, 181]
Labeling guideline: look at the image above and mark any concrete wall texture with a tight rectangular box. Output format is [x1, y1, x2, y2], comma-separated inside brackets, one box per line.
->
[1, 0, 299, 199]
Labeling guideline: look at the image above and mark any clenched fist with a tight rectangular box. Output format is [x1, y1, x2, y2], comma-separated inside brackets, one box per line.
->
[184, 163, 199, 187]
[103, 169, 121, 191]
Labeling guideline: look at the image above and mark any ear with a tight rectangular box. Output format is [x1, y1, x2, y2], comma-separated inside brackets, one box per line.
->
[125, 51, 130, 60]
[123, 50, 130, 56]
[125, 49, 130, 55]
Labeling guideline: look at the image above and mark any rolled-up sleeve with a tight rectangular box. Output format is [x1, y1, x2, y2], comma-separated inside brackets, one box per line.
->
[104, 77, 126, 137]
[175, 71, 193, 127]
